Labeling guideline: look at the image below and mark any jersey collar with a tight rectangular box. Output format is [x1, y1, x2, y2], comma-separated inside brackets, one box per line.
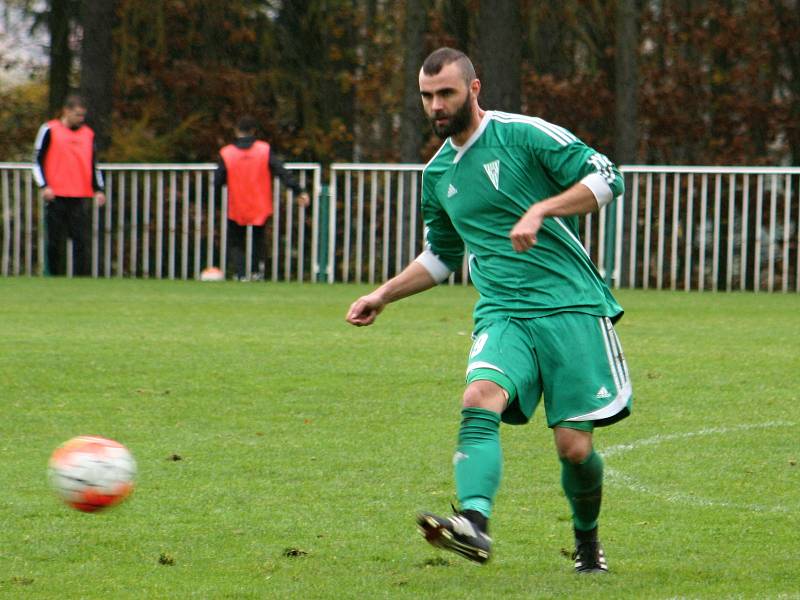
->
[450, 111, 493, 164]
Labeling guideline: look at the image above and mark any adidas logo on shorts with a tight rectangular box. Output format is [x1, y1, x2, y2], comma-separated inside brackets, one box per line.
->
[595, 386, 611, 399]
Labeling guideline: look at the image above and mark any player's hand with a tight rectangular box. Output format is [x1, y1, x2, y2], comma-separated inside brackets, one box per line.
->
[346, 292, 386, 327]
[509, 205, 544, 252]
[94, 191, 107, 207]
[42, 187, 55, 201]
[296, 192, 310, 208]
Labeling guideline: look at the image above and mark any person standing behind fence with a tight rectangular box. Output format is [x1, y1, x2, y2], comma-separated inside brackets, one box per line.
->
[33, 94, 106, 276]
[215, 115, 310, 281]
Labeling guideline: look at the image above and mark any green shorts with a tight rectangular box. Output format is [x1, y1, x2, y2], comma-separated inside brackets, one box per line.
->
[465, 312, 632, 428]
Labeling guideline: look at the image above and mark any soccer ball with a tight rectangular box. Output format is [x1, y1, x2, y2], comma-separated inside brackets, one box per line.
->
[48, 435, 136, 512]
[200, 266, 225, 281]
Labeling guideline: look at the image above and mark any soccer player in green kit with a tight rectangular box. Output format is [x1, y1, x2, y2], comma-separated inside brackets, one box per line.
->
[346, 47, 632, 574]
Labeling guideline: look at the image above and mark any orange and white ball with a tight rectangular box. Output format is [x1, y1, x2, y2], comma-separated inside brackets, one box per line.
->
[48, 435, 136, 512]
[200, 266, 225, 281]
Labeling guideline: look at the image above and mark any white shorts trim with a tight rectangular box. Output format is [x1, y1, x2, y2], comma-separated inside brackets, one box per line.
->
[565, 381, 632, 422]
[466, 361, 506, 376]
[566, 317, 631, 422]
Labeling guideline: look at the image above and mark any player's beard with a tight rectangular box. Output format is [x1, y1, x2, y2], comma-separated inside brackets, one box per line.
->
[429, 93, 473, 139]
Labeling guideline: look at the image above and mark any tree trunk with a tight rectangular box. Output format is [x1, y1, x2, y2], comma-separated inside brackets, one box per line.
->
[48, 0, 71, 116]
[400, 0, 426, 162]
[708, 0, 733, 165]
[476, 0, 521, 112]
[614, 0, 638, 164]
[443, 0, 471, 54]
[771, 0, 800, 164]
[80, 0, 116, 153]
[529, 5, 572, 79]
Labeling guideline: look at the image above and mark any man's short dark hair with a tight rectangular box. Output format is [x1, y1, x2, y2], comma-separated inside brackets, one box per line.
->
[421, 47, 476, 85]
[63, 94, 87, 110]
[235, 115, 258, 135]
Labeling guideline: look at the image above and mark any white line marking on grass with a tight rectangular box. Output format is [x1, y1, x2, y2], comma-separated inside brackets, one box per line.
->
[604, 422, 796, 514]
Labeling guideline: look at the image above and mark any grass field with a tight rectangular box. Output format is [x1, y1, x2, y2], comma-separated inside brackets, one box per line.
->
[1, 278, 798, 599]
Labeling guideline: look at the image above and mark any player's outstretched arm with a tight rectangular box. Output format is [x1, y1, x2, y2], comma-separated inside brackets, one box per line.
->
[346, 261, 438, 327]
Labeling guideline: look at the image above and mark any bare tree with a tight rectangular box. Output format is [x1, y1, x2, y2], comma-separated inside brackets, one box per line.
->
[400, 0, 426, 162]
[614, 0, 638, 164]
[79, 0, 116, 152]
[476, 0, 521, 112]
[528, 4, 574, 80]
[48, 0, 72, 116]
[441, 0, 471, 53]
[770, 0, 800, 164]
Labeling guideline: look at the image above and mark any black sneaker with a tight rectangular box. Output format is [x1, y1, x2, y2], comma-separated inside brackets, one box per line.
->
[573, 539, 609, 574]
[416, 511, 492, 564]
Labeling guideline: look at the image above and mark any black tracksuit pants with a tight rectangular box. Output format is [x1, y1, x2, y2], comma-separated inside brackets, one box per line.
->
[45, 197, 92, 276]
[227, 219, 267, 279]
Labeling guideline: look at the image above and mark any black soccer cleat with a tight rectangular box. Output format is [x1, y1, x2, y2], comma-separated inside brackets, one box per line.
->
[572, 539, 609, 574]
[416, 511, 492, 564]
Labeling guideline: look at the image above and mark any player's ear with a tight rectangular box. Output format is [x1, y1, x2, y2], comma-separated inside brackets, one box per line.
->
[470, 78, 481, 98]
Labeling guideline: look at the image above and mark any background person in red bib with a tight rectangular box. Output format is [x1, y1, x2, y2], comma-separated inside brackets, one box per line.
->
[33, 94, 106, 276]
[215, 115, 310, 281]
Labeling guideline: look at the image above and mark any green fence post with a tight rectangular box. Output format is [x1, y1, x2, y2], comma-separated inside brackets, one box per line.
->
[316, 184, 330, 282]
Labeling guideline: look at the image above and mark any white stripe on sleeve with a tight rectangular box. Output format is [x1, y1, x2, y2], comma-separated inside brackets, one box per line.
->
[33, 123, 49, 151]
[32, 123, 50, 187]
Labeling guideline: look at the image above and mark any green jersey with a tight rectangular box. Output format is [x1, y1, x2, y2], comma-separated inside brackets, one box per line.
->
[421, 110, 625, 325]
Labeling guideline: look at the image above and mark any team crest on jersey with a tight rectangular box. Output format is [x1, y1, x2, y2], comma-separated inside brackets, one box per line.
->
[483, 160, 500, 190]
[447, 183, 458, 197]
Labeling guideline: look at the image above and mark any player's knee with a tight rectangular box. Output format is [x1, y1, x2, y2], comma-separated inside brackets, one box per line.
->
[462, 380, 507, 412]
[555, 429, 593, 463]
[461, 384, 485, 407]
[558, 443, 592, 464]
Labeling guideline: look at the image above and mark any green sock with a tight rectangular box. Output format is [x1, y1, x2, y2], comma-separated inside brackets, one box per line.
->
[560, 450, 603, 532]
[454, 407, 502, 518]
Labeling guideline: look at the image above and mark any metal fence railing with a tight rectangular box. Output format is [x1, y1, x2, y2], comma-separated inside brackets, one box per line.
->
[0, 162, 322, 281]
[327, 162, 622, 286]
[2, 162, 798, 291]
[619, 166, 800, 292]
[327, 164, 430, 285]
[327, 164, 800, 292]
